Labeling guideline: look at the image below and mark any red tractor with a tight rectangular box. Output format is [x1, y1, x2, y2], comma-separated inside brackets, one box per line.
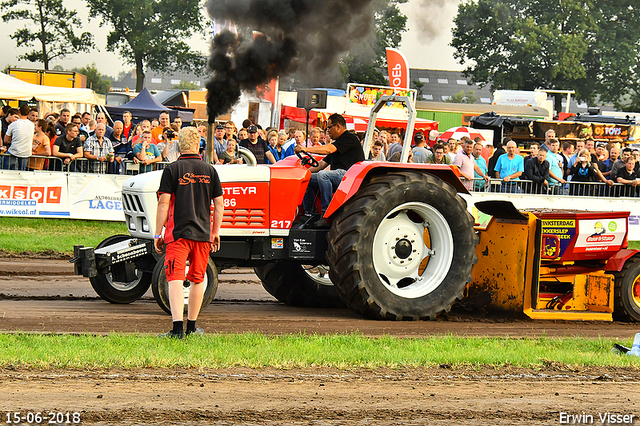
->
[73, 96, 640, 321]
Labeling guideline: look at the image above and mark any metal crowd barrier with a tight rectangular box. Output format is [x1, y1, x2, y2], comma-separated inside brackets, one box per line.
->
[469, 178, 639, 197]
[0, 152, 171, 175]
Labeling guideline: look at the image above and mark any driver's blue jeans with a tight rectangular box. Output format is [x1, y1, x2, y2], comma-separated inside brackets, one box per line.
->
[302, 169, 346, 214]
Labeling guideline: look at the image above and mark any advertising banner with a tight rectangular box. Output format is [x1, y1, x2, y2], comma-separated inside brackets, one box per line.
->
[0, 172, 68, 218]
[385, 48, 409, 89]
[67, 174, 129, 221]
[347, 83, 416, 109]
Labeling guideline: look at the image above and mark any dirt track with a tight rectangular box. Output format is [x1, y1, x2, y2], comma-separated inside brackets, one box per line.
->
[1, 257, 640, 425]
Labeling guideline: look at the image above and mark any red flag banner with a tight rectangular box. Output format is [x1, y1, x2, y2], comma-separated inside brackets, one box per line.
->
[386, 48, 409, 89]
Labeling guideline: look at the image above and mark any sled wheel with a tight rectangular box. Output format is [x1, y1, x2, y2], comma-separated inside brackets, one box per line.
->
[614, 256, 640, 321]
[327, 171, 477, 320]
[254, 262, 344, 308]
[89, 234, 152, 304]
[151, 254, 218, 315]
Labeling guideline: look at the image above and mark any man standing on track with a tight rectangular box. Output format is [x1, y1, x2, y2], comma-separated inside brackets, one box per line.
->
[154, 127, 224, 339]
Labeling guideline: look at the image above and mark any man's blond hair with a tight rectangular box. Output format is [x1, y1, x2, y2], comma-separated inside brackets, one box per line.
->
[179, 127, 200, 153]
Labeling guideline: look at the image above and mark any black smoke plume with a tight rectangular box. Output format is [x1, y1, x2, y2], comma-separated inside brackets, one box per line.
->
[205, 0, 374, 120]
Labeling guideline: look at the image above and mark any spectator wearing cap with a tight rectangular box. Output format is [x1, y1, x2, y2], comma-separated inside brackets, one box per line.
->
[213, 124, 227, 161]
[411, 132, 430, 163]
[239, 125, 275, 164]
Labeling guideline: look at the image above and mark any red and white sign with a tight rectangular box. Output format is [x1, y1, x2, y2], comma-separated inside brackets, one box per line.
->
[386, 48, 409, 89]
[574, 219, 626, 254]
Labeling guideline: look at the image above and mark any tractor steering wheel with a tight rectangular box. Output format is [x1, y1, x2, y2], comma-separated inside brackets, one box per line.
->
[296, 150, 319, 168]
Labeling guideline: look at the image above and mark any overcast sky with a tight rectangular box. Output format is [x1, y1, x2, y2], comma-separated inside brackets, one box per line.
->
[0, 0, 464, 80]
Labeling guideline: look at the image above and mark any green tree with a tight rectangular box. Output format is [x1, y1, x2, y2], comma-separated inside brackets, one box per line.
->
[451, 0, 605, 113]
[172, 80, 199, 90]
[445, 90, 477, 104]
[85, 0, 206, 92]
[0, 0, 94, 70]
[340, 0, 408, 85]
[71, 63, 112, 94]
[412, 79, 424, 99]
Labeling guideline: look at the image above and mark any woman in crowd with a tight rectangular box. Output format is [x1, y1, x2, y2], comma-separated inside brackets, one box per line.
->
[28, 119, 51, 170]
[378, 130, 391, 156]
[569, 148, 612, 196]
[129, 124, 143, 145]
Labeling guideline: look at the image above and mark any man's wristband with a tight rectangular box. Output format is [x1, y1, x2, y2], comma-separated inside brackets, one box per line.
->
[154, 235, 162, 239]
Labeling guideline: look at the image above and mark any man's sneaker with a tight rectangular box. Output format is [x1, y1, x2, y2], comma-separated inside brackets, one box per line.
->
[158, 330, 184, 339]
[313, 218, 330, 228]
[186, 327, 204, 337]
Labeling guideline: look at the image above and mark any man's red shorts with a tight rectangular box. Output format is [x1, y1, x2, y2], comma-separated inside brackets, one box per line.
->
[164, 238, 210, 282]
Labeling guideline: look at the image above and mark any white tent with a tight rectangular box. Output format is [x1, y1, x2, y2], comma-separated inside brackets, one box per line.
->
[0, 72, 101, 104]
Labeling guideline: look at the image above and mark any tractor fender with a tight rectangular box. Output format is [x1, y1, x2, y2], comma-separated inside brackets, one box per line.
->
[324, 162, 468, 218]
[605, 249, 640, 272]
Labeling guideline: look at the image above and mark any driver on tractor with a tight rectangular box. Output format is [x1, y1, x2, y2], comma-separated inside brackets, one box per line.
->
[295, 113, 364, 228]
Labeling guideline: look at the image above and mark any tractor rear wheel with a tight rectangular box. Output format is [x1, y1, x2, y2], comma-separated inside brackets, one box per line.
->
[151, 254, 218, 315]
[614, 256, 640, 321]
[89, 235, 152, 304]
[326, 171, 477, 320]
[254, 262, 344, 308]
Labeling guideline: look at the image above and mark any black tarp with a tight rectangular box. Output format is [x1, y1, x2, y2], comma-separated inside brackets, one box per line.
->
[104, 88, 194, 123]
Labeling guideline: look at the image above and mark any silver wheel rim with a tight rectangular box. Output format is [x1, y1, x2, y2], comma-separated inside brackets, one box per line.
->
[372, 202, 454, 299]
[302, 265, 332, 286]
[106, 268, 142, 292]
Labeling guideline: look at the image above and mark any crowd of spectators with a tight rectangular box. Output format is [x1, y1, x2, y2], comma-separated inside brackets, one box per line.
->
[2, 104, 639, 198]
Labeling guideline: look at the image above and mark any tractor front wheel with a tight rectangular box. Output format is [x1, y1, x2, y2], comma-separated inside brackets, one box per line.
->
[327, 171, 477, 320]
[614, 256, 640, 321]
[89, 235, 152, 304]
[151, 255, 218, 315]
[255, 262, 344, 308]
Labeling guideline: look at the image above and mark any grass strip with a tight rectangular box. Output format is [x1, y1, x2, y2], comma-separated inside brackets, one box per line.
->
[0, 217, 127, 255]
[0, 333, 638, 369]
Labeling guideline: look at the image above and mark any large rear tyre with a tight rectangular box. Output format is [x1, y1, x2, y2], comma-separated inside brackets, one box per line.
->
[613, 256, 640, 321]
[151, 254, 218, 315]
[89, 234, 152, 304]
[254, 262, 344, 308]
[327, 172, 477, 320]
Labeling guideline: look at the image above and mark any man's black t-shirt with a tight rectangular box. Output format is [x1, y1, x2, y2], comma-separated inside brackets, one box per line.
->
[54, 135, 82, 154]
[617, 167, 638, 182]
[323, 131, 364, 171]
[157, 154, 223, 243]
[239, 137, 270, 164]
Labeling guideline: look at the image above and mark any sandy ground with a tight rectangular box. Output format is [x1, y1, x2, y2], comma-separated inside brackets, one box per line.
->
[1, 257, 639, 425]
